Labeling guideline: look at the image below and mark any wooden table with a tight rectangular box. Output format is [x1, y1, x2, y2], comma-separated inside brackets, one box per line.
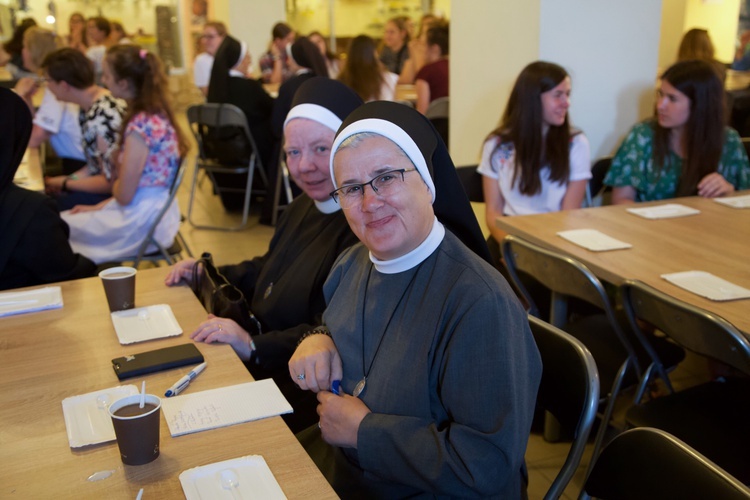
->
[496, 193, 750, 335]
[14, 148, 44, 192]
[395, 84, 417, 103]
[0, 268, 335, 499]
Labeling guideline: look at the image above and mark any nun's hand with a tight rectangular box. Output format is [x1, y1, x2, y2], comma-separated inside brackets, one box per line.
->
[164, 258, 198, 286]
[289, 334, 342, 393]
[190, 314, 255, 361]
[698, 172, 734, 198]
[317, 391, 371, 449]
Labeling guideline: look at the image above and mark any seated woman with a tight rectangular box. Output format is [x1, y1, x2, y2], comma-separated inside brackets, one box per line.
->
[165, 78, 363, 432]
[61, 45, 186, 264]
[677, 28, 725, 82]
[309, 31, 340, 79]
[12, 28, 87, 176]
[415, 22, 449, 114]
[479, 61, 591, 265]
[378, 17, 410, 75]
[259, 22, 295, 85]
[337, 35, 398, 102]
[0, 88, 95, 291]
[397, 14, 439, 85]
[206, 35, 274, 210]
[606, 60, 750, 204]
[41, 48, 125, 210]
[289, 101, 540, 498]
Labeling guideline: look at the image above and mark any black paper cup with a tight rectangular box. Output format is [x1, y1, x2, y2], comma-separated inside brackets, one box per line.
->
[99, 267, 136, 312]
[108, 394, 161, 465]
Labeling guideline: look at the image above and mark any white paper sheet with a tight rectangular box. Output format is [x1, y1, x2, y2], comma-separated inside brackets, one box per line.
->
[161, 379, 293, 437]
[714, 194, 750, 209]
[661, 271, 750, 301]
[61, 385, 139, 448]
[0, 286, 63, 317]
[557, 229, 632, 252]
[110, 304, 182, 344]
[180, 455, 287, 500]
[626, 203, 700, 219]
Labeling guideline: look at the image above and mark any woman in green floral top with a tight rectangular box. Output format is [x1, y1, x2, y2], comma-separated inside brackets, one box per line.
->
[605, 60, 750, 203]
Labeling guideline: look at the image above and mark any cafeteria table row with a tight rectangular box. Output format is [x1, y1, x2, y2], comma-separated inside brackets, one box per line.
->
[496, 191, 750, 336]
[0, 267, 335, 498]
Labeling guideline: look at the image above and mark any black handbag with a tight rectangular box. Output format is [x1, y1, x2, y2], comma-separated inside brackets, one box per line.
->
[191, 252, 262, 335]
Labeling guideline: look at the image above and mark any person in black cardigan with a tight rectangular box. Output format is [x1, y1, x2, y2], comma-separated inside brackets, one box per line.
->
[0, 88, 96, 291]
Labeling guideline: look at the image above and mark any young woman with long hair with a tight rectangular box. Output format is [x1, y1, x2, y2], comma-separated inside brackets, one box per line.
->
[606, 60, 749, 203]
[338, 35, 397, 102]
[61, 44, 188, 264]
[479, 61, 591, 262]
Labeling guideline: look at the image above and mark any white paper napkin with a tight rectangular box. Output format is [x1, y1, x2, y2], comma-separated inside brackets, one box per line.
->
[0, 286, 63, 317]
[626, 203, 700, 219]
[180, 455, 287, 500]
[714, 194, 750, 209]
[110, 304, 182, 344]
[557, 229, 632, 252]
[661, 271, 750, 301]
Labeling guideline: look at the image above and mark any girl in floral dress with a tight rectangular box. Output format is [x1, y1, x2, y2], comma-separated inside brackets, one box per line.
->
[62, 45, 188, 264]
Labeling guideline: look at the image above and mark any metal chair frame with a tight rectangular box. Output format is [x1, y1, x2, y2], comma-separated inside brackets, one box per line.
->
[528, 315, 600, 500]
[501, 235, 664, 478]
[186, 103, 269, 231]
[120, 160, 193, 267]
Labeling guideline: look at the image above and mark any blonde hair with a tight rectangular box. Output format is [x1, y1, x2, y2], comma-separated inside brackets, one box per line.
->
[23, 27, 64, 72]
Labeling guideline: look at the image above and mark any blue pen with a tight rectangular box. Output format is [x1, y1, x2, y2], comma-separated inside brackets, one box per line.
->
[165, 362, 207, 397]
[331, 379, 341, 396]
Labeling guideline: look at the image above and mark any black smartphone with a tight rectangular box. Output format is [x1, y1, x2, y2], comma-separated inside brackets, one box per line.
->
[112, 343, 204, 380]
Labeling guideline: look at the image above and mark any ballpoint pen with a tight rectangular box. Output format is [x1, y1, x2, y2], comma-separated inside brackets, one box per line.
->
[165, 362, 207, 397]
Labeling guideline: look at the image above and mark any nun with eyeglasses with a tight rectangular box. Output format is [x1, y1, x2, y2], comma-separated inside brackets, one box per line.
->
[289, 101, 541, 498]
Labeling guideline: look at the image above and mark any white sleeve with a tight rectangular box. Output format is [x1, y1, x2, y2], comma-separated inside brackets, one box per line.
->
[477, 137, 500, 179]
[193, 54, 213, 88]
[568, 133, 592, 181]
[33, 88, 64, 134]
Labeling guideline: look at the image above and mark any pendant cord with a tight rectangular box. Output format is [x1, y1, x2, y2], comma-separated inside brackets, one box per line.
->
[359, 261, 422, 394]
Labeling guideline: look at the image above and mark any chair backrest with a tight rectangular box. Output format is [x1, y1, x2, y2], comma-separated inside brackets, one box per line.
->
[133, 159, 187, 263]
[186, 103, 261, 168]
[455, 165, 484, 203]
[528, 315, 600, 500]
[584, 157, 612, 208]
[582, 427, 750, 500]
[621, 280, 750, 377]
[425, 96, 449, 119]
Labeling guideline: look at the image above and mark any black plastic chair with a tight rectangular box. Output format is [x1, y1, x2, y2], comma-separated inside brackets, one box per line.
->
[584, 157, 611, 208]
[455, 164, 484, 203]
[581, 427, 750, 500]
[501, 235, 684, 474]
[186, 103, 269, 230]
[621, 280, 750, 484]
[528, 315, 600, 500]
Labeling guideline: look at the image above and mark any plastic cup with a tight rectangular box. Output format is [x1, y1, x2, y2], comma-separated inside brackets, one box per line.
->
[99, 267, 136, 312]
[108, 394, 161, 465]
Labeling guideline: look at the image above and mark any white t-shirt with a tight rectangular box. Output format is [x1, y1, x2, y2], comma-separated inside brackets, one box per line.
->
[193, 52, 213, 89]
[477, 133, 591, 216]
[378, 71, 399, 101]
[33, 88, 86, 161]
[86, 45, 106, 75]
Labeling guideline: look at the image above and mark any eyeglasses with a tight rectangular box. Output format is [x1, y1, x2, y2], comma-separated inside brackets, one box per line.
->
[330, 168, 416, 209]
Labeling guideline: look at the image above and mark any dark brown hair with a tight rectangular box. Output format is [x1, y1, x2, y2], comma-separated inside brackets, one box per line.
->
[337, 35, 385, 101]
[105, 45, 188, 157]
[653, 59, 724, 196]
[426, 22, 449, 56]
[486, 61, 572, 196]
[88, 16, 111, 37]
[3, 18, 37, 56]
[41, 47, 95, 89]
[272, 22, 293, 40]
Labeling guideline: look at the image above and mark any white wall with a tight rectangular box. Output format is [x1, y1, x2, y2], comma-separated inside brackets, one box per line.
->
[227, 1, 285, 77]
[450, 0, 541, 165]
[538, 0, 663, 159]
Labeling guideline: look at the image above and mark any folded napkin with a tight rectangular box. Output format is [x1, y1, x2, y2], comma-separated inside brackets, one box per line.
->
[662, 271, 750, 301]
[626, 203, 700, 219]
[180, 455, 287, 500]
[0, 286, 63, 318]
[714, 194, 750, 209]
[557, 229, 632, 252]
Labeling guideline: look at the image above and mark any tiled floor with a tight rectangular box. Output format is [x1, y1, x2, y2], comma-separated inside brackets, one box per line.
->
[169, 140, 712, 499]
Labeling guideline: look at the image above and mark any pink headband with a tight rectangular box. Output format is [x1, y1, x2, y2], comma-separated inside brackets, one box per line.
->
[139, 49, 147, 60]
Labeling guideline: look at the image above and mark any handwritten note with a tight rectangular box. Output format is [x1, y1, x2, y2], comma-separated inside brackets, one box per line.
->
[161, 379, 293, 437]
